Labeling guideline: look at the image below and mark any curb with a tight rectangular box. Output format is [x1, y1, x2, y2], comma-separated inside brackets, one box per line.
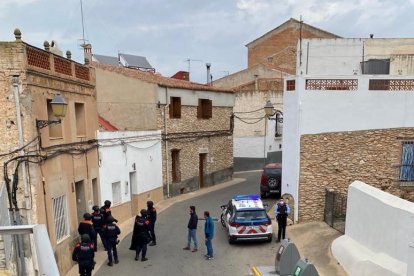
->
[251, 266, 261, 276]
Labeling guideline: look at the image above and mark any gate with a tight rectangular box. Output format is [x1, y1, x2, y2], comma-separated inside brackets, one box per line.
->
[324, 189, 347, 233]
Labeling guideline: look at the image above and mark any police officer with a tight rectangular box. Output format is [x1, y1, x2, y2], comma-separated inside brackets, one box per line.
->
[103, 216, 121, 266]
[147, 201, 157, 246]
[100, 200, 118, 225]
[274, 198, 290, 243]
[129, 209, 151, 262]
[78, 213, 96, 244]
[72, 234, 95, 276]
[91, 205, 105, 251]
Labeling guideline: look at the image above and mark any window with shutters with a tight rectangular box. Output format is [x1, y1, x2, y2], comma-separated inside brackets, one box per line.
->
[52, 194, 69, 242]
[400, 142, 414, 182]
[171, 149, 181, 183]
[197, 99, 212, 119]
[169, 97, 181, 118]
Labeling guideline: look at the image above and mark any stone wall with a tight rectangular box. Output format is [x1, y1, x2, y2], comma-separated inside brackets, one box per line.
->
[299, 128, 414, 222]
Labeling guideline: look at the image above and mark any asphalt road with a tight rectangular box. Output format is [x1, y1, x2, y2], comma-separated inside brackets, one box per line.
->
[96, 171, 280, 276]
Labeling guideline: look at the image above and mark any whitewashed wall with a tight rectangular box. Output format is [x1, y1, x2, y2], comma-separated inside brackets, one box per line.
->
[97, 130, 162, 206]
[332, 181, 414, 276]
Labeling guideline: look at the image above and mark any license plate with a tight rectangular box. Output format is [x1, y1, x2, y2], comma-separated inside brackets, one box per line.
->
[270, 190, 279, 193]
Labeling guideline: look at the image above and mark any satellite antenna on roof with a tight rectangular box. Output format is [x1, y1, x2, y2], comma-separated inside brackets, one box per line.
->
[184, 58, 202, 81]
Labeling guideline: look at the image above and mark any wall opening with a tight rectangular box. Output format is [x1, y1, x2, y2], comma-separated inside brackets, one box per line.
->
[75, 180, 86, 224]
[171, 149, 181, 183]
[92, 178, 99, 206]
[75, 102, 86, 137]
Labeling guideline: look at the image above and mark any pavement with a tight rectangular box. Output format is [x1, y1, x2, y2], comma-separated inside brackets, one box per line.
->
[65, 177, 245, 276]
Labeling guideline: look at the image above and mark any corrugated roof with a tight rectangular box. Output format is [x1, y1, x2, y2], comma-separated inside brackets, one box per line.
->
[92, 62, 234, 93]
[92, 54, 119, 66]
[120, 53, 153, 69]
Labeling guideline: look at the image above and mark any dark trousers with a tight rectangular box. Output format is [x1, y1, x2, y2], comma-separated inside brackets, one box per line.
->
[149, 223, 156, 243]
[277, 217, 287, 241]
[106, 240, 118, 263]
[135, 243, 147, 259]
[78, 263, 93, 276]
[93, 229, 105, 251]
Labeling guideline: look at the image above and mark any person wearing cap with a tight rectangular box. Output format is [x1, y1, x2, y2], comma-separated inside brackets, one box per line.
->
[72, 234, 95, 276]
[91, 205, 105, 251]
[183, 205, 198, 252]
[103, 216, 121, 266]
[78, 213, 96, 244]
[147, 200, 157, 246]
[274, 198, 290, 243]
[129, 209, 151, 262]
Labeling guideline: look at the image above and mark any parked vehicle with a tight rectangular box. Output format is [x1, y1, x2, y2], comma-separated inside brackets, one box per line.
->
[260, 163, 282, 198]
[220, 195, 272, 244]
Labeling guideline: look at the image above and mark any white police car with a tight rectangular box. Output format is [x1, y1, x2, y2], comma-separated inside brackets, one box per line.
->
[220, 195, 272, 244]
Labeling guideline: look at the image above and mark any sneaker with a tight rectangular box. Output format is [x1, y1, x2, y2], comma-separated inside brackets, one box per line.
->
[141, 257, 148, 262]
[192, 249, 198, 252]
[107, 262, 113, 266]
[204, 254, 210, 258]
[114, 260, 119, 264]
[183, 247, 191, 250]
[135, 257, 139, 261]
[207, 256, 214, 260]
[149, 242, 156, 246]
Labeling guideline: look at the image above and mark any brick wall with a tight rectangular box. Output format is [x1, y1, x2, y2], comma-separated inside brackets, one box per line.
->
[298, 128, 414, 222]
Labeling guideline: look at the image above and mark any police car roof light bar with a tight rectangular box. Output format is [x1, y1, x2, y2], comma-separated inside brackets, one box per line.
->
[233, 194, 260, 201]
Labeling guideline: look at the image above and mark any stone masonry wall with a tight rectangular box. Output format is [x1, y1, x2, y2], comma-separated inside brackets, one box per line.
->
[299, 128, 414, 222]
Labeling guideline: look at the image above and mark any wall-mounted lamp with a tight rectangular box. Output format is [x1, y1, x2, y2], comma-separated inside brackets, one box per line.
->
[36, 93, 67, 129]
[264, 100, 283, 137]
[157, 101, 161, 108]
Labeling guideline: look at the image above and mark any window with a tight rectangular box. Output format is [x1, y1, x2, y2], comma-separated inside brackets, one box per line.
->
[75, 102, 86, 136]
[400, 142, 414, 181]
[171, 149, 181, 183]
[197, 99, 212, 119]
[169, 97, 181, 118]
[112, 181, 121, 205]
[47, 99, 62, 138]
[52, 194, 69, 242]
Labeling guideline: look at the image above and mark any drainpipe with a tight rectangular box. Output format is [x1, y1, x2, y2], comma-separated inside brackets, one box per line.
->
[11, 75, 27, 276]
[164, 87, 170, 198]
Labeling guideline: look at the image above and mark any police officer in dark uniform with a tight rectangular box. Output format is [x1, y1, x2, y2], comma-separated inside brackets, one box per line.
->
[100, 200, 118, 225]
[147, 201, 157, 246]
[78, 213, 96, 244]
[72, 234, 95, 276]
[129, 209, 151, 262]
[91, 205, 105, 251]
[103, 216, 121, 266]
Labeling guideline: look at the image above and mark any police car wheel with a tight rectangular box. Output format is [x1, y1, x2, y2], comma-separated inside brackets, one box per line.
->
[220, 214, 226, 228]
[267, 236, 272, 243]
[228, 233, 235, 244]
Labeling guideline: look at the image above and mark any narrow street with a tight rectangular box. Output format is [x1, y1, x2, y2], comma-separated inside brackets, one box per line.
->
[97, 171, 279, 276]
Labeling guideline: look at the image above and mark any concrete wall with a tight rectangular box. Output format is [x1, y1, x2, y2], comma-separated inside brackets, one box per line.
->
[298, 38, 414, 76]
[332, 181, 414, 276]
[97, 130, 163, 221]
[95, 67, 158, 131]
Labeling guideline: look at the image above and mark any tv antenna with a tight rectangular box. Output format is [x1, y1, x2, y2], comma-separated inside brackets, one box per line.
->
[79, 0, 89, 48]
[184, 58, 202, 80]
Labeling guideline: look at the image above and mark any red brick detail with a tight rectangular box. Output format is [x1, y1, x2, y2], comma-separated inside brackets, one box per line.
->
[54, 56, 72, 76]
[75, 64, 90, 81]
[26, 46, 50, 70]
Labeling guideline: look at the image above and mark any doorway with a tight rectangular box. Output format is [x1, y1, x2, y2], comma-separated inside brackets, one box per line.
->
[75, 180, 86, 224]
[92, 178, 99, 206]
[129, 172, 138, 215]
[199, 154, 207, 188]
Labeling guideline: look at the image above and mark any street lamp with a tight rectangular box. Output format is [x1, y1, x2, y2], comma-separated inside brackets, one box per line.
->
[36, 94, 68, 129]
[264, 100, 283, 137]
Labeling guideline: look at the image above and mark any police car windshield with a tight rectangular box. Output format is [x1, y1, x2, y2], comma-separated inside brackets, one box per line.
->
[235, 210, 267, 221]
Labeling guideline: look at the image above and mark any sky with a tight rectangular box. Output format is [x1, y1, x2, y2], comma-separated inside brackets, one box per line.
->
[1, 0, 414, 84]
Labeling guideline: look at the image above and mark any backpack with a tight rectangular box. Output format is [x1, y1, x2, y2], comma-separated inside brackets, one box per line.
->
[278, 203, 287, 216]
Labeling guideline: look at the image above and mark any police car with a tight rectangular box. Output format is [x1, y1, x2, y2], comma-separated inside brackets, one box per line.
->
[220, 195, 272, 244]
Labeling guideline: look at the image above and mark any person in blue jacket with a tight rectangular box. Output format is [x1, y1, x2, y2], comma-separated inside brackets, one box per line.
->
[204, 211, 214, 260]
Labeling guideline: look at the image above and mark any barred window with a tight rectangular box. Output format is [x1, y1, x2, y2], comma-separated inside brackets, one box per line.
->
[400, 142, 414, 181]
[52, 195, 69, 242]
[112, 181, 121, 205]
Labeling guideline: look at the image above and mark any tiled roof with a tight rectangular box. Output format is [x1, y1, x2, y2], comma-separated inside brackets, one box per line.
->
[98, 115, 118, 131]
[92, 62, 234, 93]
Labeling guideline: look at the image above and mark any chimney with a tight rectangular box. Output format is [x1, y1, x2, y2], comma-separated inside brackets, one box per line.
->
[206, 63, 211, 85]
[82, 43, 92, 64]
[49, 40, 63, 56]
[171, 71, 189, 81]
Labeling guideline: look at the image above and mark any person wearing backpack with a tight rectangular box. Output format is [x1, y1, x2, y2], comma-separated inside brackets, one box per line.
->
[274, 198, 290, 243]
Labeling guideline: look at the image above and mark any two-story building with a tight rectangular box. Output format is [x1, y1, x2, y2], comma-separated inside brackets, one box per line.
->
[91, 61, 234, 219]
[0, 30, 99, 275]
[283, 38, 414, 223]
